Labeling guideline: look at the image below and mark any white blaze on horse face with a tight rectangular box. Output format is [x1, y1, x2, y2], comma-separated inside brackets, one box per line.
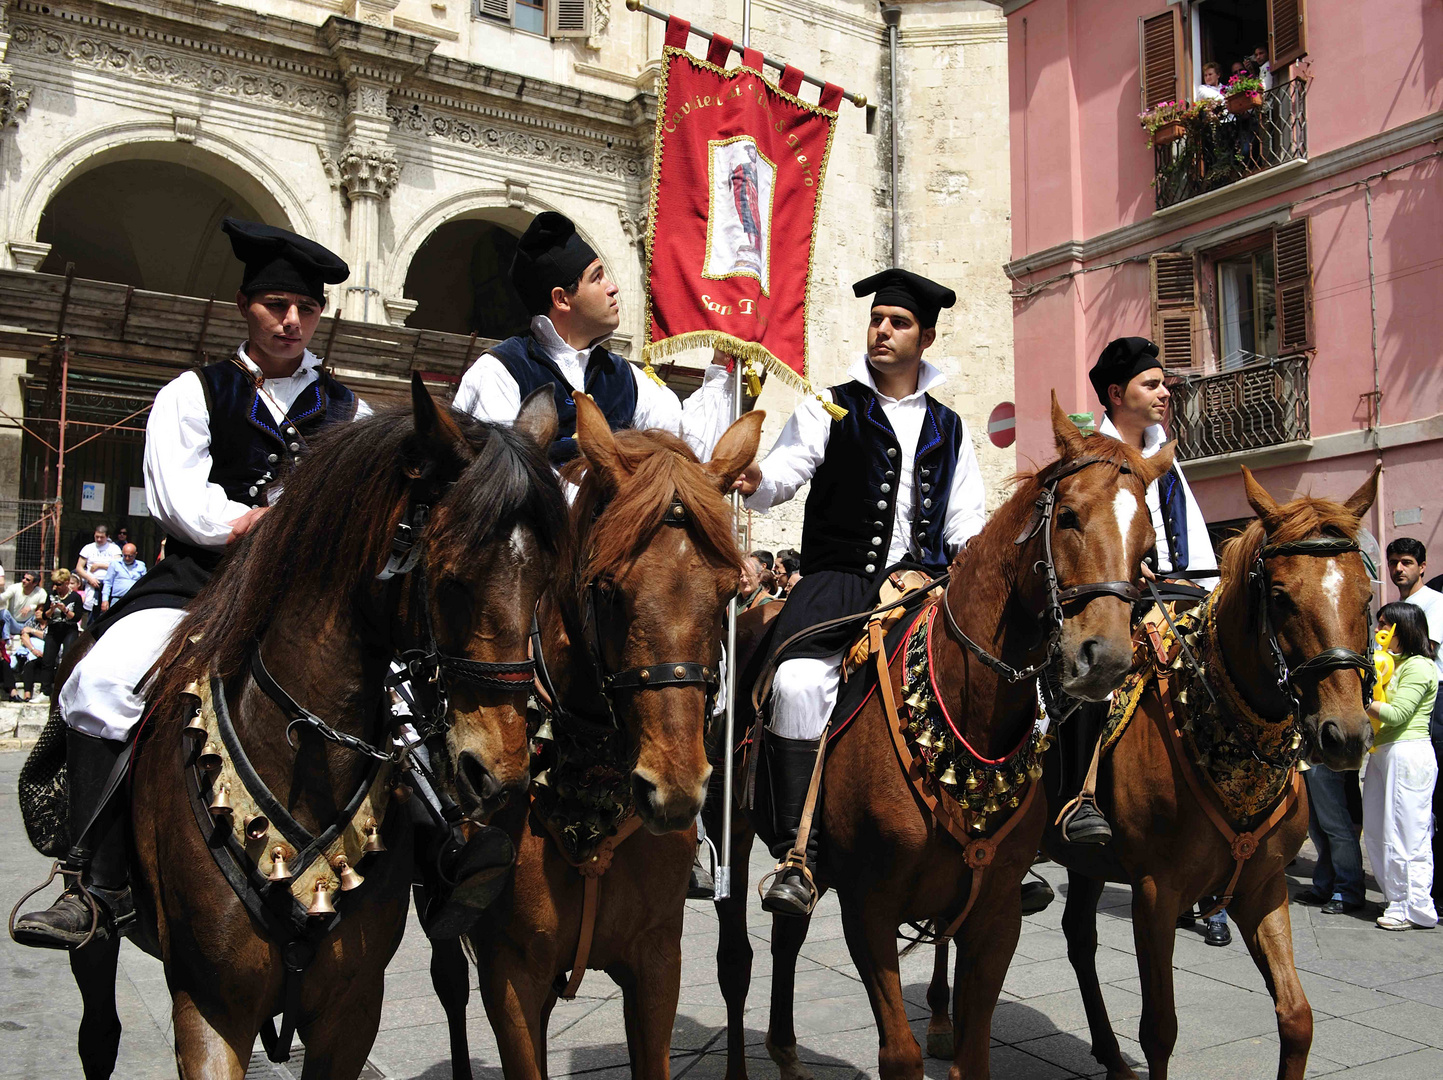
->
[1111, 488, 1139, 553]
[1322, 558, 1344, 607]
[509, 524, 532, 564]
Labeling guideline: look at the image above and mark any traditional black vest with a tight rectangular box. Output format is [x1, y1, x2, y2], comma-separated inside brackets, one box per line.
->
[489, 333, 638, 464]
[799, 379, 964, 578]
[198, 356, 358, 508]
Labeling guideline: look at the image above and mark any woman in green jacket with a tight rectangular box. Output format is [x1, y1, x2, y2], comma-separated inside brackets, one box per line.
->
[1365, 602, 1440, 930]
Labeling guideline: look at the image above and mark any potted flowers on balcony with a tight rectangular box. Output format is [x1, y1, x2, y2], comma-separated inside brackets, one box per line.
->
[1139, 100, 1191, 147]
[1223, 72, 1265, 114]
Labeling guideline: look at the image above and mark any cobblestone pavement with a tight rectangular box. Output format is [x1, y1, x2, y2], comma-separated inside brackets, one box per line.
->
[4, 747, 1443, 1078]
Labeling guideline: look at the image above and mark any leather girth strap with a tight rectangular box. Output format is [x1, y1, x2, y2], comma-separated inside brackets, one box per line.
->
[1153, 669, 1303, 918]
[873, 618, 1040, 943]
[541, 809, 644, 999]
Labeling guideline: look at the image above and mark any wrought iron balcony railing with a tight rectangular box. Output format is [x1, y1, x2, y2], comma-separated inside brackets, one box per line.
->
[1166, 356, 1310, 461]
[1154, 79, 1307, 211]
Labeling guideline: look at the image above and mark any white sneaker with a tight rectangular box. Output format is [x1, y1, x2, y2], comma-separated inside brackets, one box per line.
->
[1377, 914, 1412, 931]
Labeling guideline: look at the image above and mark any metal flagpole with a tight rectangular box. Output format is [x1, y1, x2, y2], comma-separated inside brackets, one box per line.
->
[714, 0, 753, 905]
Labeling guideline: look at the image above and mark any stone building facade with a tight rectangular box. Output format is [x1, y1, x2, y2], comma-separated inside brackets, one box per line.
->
[0, 0, 1012, 561]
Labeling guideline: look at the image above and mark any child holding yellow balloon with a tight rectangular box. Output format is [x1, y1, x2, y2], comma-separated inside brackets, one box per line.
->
[1364, 603, 1440, 930]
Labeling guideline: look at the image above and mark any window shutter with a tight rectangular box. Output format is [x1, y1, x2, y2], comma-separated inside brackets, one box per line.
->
[1267, 0, 1308, 70]
[1139, 8, 1184, 111]
[475, 0, 512, 23]
[1274, 218, 1314, 354]
[548, 0, 592, 37]
[1150, 252, 1199, 370]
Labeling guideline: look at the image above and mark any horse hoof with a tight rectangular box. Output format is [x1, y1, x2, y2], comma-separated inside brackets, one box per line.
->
[765, 1034, 814, 1080]
[926, 1028, 954, 1059]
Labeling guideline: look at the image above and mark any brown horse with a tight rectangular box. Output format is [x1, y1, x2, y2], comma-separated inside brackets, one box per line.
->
[923, 466, 1379, 1080]
[707, 396, 1175, 1080]
[425, 393, 762, 1079]
[62, 378, 566, 1079]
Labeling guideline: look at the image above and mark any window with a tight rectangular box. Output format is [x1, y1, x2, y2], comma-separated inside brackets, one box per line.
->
[1138, 1, 1308, 107]
[474, 0, 591, 37]
[1216, 247, 1277, 369]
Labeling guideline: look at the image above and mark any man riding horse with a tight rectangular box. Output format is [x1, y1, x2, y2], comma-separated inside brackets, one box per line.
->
[14, 220, 365, 949]
[735, 268, 987, 916]
[1056, 336, 1218, 845]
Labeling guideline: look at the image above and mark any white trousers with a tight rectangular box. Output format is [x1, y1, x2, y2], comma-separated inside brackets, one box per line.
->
[61, 607, 187, 741]
[1363, 738, 1439, 927]
[766, 651, 844, 741]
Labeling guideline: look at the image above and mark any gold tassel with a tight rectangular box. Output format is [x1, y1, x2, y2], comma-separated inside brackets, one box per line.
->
[640, 361, 668, 388]
[820, 395, 848, 421]
[742, 359, 763, 398]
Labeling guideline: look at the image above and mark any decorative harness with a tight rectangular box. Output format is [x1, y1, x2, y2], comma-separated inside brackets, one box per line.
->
[184, 484, 539, 1064]
[528, 492, 720, 999]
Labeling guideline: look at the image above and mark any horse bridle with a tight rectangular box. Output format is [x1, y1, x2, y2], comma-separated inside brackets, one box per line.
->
[940, 455, 1145, 699]
[1249, 534, 1376, 715]
[532, 494, 721, 732]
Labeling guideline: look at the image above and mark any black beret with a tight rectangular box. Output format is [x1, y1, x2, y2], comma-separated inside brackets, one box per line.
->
[1089, 336, 1165, 405]
[222, 218, 348, 304]
[853, 268, 956, 330]
[510, 212, 599, 314]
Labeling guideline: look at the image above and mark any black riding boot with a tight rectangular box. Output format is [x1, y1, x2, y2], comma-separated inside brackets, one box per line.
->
[760, 734, 822, 917]
[1059, 702, 1112, 845]
[14, 729, 133, 950]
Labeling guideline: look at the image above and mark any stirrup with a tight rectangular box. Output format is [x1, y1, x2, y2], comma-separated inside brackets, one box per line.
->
[9, 861, 102, 951]
[757, 852, 818, 916]
[1057, 796, 1112, 845]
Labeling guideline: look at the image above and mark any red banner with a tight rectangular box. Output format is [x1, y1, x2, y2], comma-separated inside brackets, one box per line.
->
[643, 19, 841, 398]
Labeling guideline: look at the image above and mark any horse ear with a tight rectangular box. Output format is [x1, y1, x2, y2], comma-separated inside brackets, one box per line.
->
[1050, 391, 1087, 458]
[1241, 465, 1280, 520]
[513, 386, 558, 451]
[574, 392, 626, 484]
[1137, 440, 1176, 487]
[1342, 463, 1381, 520]
[408, 372, 470, 478]
[704, 411, 765, 493]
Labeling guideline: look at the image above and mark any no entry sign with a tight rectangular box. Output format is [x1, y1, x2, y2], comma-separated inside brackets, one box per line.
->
[987, 401, 1016, 448]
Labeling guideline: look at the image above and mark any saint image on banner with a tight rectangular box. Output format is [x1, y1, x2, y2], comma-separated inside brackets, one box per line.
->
[704, 136, 775, 295]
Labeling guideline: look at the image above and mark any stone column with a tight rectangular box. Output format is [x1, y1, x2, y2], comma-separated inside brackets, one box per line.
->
[337, 133, 399, 320]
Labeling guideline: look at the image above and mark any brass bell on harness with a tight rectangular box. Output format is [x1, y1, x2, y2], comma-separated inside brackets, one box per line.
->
[244, 814, 270, 842]
[183, 708, 206, 741]
[1027, 761, 1045, 782]
[938, 764, 958, 786]
[970, 814, 989, 833]
[267, 846, 293, 882]
[964, 770, 982, 793]
[198, 744, 223, 775]
[904, 689, 927, 714]
[333, 857, 364, 892]
[914, 726, 936, 750]
[363, 818, 386, 854]
[982, 797, 1001, 814]
[307, 880, 337, 917]
[534, 718, 555, 743]
[533, 769, 551, 788]
[992, 772, 1012, 795]
[208, 782, 233, 819]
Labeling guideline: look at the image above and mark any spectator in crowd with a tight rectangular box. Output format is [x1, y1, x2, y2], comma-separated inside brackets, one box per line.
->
[776, 554, 801, 597]
[1197, 61, 1226, 102]
[1230, 60, 1246, 78]
[751, 549, 774, 572]
[100, 544, 147, 613]
[75, 524, 122, 627]
[739, 555, 775, 612]
[46, 569, 82, 666]
[17, 604, 53, 702]
[0, 570, 48, 640]
[1365, 602, 1439, 930]
[1297, 758, 1367, 913]
[1251, 44, 1273, 89]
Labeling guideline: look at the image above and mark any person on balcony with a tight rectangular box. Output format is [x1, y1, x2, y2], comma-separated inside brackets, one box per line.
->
[1196, 61, 1226, 102]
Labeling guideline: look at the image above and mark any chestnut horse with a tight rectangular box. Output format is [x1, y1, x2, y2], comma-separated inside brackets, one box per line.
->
[707, 397, 1175, 1080]
[923, 466, 1378, 1080]
[425, 393, 762, 1079]
[62, 379, 566, 1079]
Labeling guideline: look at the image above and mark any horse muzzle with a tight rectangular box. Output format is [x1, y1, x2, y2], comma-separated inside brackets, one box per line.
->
[631, 765, 710, 836]
[1060, 635, 1133, 701]
[454, 749, 529, 818]
[1309, 714, 1372, 772]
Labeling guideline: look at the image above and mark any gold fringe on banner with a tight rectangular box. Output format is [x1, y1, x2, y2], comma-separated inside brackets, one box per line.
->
[643, 330, 848, 420]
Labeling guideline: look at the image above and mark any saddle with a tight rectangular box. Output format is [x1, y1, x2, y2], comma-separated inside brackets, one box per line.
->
[843, 569, 943, 677]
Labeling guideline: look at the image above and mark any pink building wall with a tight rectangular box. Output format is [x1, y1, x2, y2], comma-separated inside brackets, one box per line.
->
[1006, 0, 1443, 558]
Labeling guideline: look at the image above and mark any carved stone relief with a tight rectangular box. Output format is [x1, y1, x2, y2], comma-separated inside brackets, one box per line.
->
[338, 140, 400, 199]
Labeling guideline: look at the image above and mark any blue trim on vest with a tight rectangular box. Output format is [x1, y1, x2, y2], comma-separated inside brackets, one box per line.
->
[799, 379, 963, 576]
[488, 333, 638, 464]
[199, 359, 357, 507]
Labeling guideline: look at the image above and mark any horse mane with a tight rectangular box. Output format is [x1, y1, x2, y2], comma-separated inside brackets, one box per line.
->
[149, 405, 566, 705]
[562, 427, 744, 584]
[1218, 493, 1362, 590]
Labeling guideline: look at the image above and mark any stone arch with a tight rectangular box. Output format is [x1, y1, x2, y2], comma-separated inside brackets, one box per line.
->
[12, 124, 314, 266]
[388, 192, 613, 336]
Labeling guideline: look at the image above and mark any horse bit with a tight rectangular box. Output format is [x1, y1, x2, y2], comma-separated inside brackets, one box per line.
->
[939, 454, 1146, 709]
[532, 494, 721, 734]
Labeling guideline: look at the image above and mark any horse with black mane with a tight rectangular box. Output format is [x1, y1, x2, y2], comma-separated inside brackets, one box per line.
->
[35, 378, 566, 1079]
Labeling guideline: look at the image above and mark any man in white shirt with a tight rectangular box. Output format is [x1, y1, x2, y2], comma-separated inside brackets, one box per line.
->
[734, 268, 986, 916]
[1059, 338, 1220, 847]
[15, 219, 366, 951]
[1388, 538, 1443, 681]
[75, 525, 122, 626]
[452, 211, 733, 464]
